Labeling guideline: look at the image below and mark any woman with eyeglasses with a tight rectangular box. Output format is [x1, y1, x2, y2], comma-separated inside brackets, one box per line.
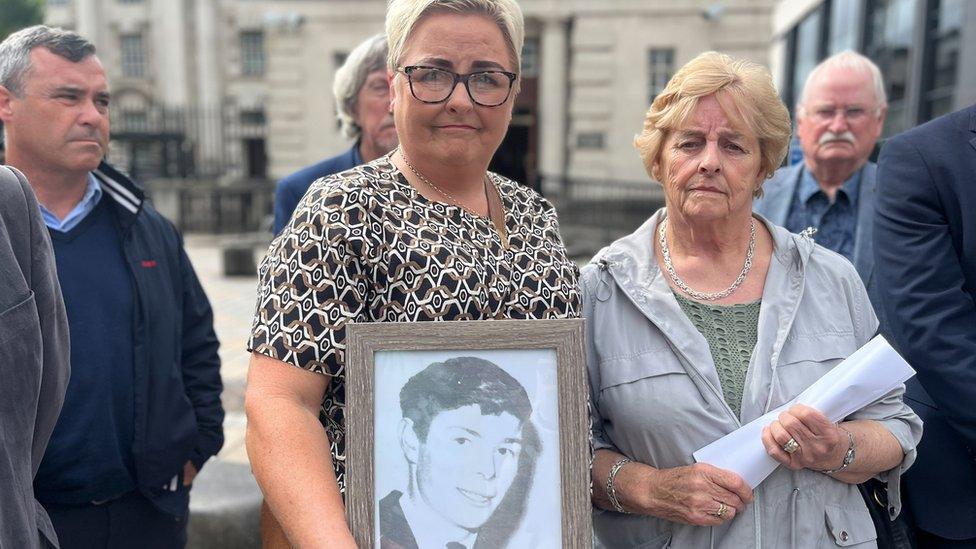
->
[244, 1, 580, 547]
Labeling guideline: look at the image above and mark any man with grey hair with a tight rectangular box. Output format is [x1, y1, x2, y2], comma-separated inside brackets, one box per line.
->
[0, 25, 223, 547]
[273, 33, 397, 234]
[755, 50, 888, 327]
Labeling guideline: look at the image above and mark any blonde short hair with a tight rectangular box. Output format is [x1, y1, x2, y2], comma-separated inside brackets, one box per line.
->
[385, 0, 524, 84]
[634, 51, 791, 197]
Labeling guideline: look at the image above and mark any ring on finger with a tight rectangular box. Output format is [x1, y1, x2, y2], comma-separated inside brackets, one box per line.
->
[714, 502, 729, 519]
[782, 437, 800, 454]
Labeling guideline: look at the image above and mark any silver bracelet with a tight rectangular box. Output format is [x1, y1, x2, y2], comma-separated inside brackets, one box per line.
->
[821, 427, 856, 475]
[606, 457, 633, 514]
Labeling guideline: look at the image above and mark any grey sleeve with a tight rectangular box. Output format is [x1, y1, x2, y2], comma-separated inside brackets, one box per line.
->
[10, 167, 72, 473]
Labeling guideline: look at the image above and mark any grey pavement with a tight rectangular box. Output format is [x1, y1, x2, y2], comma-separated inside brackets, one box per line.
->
[184, 234, 271, 548]
[184, 234, 270, 465]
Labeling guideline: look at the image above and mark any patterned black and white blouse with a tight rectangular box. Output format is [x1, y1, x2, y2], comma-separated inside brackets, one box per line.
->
[248, 154, 581, 492]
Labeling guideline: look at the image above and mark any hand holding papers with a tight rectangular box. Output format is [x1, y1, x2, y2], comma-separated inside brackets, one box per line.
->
[693, 335, 915, 488]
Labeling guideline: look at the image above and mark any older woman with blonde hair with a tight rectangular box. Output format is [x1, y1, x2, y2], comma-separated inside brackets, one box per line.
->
[245, 0, 580, 547]
[581, 51, 921, 547]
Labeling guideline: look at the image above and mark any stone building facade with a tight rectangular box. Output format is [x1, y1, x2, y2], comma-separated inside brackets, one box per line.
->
[45, 0, 775, 190]
[261, 0, 775, 190]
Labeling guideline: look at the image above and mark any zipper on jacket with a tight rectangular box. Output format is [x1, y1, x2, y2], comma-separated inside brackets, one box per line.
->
[120, 226, 148, 463]
[753, 485, 762, 548]
[761, 270, 807, 415]
[789, 487, 800, 549]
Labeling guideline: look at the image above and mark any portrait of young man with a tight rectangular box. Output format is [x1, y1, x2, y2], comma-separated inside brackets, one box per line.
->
[378, 356, 542, 549]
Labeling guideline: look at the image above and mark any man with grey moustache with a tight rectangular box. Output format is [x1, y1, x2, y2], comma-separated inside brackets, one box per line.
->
[754, 50, 889, 329]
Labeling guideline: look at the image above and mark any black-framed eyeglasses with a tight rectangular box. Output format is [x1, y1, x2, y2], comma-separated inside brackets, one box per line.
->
[398, 65, 517, 107]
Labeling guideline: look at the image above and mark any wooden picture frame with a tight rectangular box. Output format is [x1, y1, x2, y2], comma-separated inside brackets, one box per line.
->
[345, 318, 591, 549]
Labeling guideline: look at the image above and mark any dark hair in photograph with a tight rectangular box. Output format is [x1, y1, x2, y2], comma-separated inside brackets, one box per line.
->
[399, 356, 533, 440]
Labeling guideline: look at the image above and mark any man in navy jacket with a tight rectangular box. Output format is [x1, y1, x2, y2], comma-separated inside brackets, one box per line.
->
[273, 33, 397, 234]
[875, 103, 976, 547]
[0, 26, 223, 547]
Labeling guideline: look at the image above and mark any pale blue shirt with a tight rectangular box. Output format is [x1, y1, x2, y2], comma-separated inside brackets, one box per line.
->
[40, 174, 103, 232]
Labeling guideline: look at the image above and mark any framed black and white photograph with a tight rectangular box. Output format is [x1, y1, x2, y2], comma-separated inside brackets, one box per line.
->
[345, 319, 590, 549]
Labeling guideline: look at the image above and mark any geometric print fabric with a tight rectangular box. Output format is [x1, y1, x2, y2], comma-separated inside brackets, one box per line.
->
[248, 154, 581, 492]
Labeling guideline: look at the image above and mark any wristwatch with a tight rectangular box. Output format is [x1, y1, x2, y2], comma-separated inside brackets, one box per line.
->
[821, 427, 856, 475]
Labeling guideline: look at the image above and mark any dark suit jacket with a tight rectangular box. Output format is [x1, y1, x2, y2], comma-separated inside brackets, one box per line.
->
[0, 166, 70, 548]
[875, 104, 976, 539]
[379, 490, 418, 549]
[272, 144, 362, 234]
[754, 162, 885, 330]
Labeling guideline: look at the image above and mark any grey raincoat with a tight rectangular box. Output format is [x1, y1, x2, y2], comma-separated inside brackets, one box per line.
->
[581, 210, 922, 549]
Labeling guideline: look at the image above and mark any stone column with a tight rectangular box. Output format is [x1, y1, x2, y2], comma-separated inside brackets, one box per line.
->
[537, 16, 570, 197]
[193, 0, 221, 173]
[150, 0, 188, 106]
[194, 0, 221, 108]
[75, 0, 99, 45]
[264, 14, 307, 180]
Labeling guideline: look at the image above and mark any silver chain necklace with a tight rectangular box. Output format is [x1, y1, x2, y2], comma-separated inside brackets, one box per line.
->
[658, 217, 756, 301]
[398, 148, 509, 249]
[399, 148, 486, 216]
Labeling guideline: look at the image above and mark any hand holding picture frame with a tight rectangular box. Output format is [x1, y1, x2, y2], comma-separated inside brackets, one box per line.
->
[345, 319, 591, 549]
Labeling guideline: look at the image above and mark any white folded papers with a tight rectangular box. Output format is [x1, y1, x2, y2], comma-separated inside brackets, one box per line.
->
[693, 335, 915, 488]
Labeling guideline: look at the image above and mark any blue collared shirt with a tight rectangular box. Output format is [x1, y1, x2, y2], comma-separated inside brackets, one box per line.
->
[40, 174, 103, 233]
[784, 166, 861, 261]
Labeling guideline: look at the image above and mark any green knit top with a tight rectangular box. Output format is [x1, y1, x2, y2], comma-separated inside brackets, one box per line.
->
[673, 292, 761, 418]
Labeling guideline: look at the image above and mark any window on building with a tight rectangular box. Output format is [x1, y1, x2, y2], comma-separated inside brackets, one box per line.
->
[920, 0, 964, 120]
[647, 48, 674, 103]
[576, 132, 605, 150]
[828, 0, 861, 53]
[864, 0, 918, 136]
[240, 31, 265, 77]
[244, 138, 267, 178]
[240, 109, 266, 126]
[120, 34, 146, 78]
[120, 110, 148, 132]
[791, 7, 824, 107]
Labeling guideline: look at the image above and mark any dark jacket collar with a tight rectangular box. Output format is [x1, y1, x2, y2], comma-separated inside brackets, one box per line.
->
[91, 161, 145, 228]
[349, 141, 364, 166]
[755, 162, 802, 226]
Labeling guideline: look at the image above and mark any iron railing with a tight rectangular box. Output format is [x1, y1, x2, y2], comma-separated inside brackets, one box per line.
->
[107, 105, 267, 182]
